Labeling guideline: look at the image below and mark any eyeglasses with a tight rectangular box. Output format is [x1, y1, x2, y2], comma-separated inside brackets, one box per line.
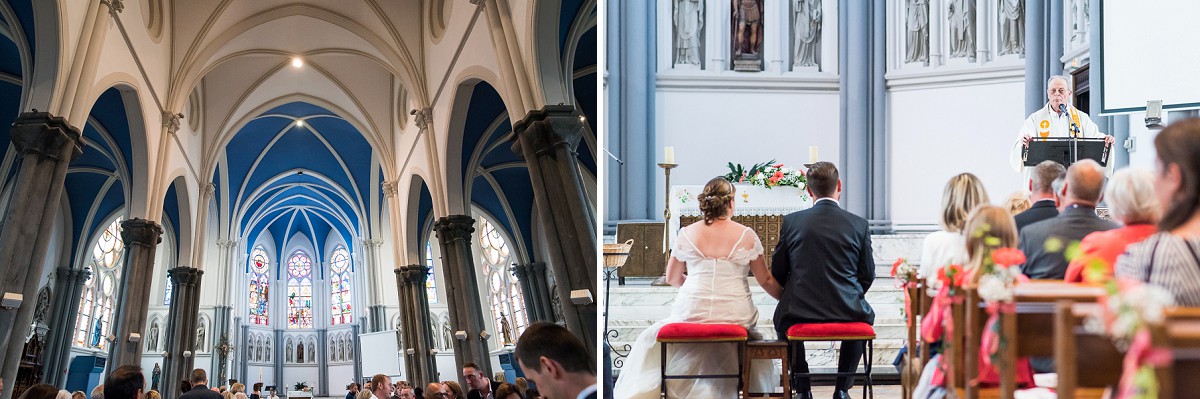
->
[1049, 88, 1069, 94]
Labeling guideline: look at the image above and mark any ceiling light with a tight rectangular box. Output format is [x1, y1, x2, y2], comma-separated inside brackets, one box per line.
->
[296, 119, 305, 127]
[291, 57, 304, 68]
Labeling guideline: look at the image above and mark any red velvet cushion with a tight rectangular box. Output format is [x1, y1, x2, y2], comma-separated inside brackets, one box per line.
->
[656, 323, 748, 341]
[787, 322, 875, 339]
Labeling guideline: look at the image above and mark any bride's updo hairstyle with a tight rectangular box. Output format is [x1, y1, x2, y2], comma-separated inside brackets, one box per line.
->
[698, 177, 736, 225]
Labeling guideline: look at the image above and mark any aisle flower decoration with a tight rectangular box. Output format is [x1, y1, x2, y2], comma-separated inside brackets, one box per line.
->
[1081, 281, 1175, 399]
[724, 160, 808, 190]
[977, 242, 1029, 371]
[892, 258, 919, 317]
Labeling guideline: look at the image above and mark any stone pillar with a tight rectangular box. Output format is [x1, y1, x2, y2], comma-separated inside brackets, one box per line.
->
[511, 106, 598, 353]
[433, 215, 492, 376]
[108, 218, 163, 368]
[42, 267, 90, 386]
[0, 112, 83, 399]
[396, 265, 437, 385]
[1025, 0, 1065, 115]
[606, 0, 658, 232]
[317, 329, 328, 396]
[274, 329, 284, 389]
[210, 306, 231, 385]
[351, 325, 363, 386]
[511, 263, 553, 322]
[368, 306, 387, 333]
[240, 325, 249, 387]
[838, 0, 890, 231]
[161, 267, 203, 398]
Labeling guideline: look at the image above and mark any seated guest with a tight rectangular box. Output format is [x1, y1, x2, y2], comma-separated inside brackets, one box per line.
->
[462, 363, 501, 399]
[16, 384, 58, 399]
[919, 173, 989, 290]
[772, 162, 874, 399]
[1003, 191, 1032, 216]
[1018, 159, 1118, 279]
[421, 383, 441, 399]
[492, 384, 525, 399]
[439, 382, 464, 399]
[1066, 168, 1161, 283]
[1116, 119, 1200, 305]
[515, 322, 596, 399]
[90, 384, 104, 399]
[104, 365, 145, 399]
[1015, 160, 1066, 232]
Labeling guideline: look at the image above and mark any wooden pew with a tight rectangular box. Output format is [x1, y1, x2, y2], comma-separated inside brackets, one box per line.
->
[997, 282, 1107, 399]
[1148, 308, 1200, 399]
[902, 282, 932, 399]
[1053, 302, 1124, 399]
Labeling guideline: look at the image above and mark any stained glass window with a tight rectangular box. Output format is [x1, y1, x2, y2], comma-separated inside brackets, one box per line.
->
[249, 246, 270, 325]
[330, 246, 352, 325]
[74, 218, 124, 349]
[424, 240, 438, 304]
[164, 275, 172, 305]
[477, 217, 528, 344]
[286, 250, 313, 329]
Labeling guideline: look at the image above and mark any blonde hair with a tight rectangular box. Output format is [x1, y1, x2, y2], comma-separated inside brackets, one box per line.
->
[146, 391, 160, 399]
[231, 384, 245, 394]
[698, 177, 736, 225]
[1002, 191, 1032, 216]
[940, 173, 990, 232]
[963, 205, 1018, 284]
[1106, 168, 1161, 225]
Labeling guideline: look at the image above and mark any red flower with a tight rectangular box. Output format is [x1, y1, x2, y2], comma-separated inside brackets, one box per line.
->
[769, 170, 784, 185]
[891, 258, 905, 277]
[773, 163, 785, 168]
[992, 248, 1026, 267]
[938, 264, 963, 287]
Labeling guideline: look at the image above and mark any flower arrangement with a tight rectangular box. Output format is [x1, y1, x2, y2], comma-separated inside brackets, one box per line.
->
[1084, 281, 1175, 351]
[293, 382, 309, 391]
[724, 160, 807, 190]
[977, 247, 1026, 303]
[891, 258, 918, 286]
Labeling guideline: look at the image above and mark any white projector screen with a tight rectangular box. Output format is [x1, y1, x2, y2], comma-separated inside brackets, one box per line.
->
[1100, 1, 1200, 114]
[358, 330, 405, 381]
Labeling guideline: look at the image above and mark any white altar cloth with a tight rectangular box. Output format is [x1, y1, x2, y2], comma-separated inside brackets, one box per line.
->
[669, 184, 811, 239]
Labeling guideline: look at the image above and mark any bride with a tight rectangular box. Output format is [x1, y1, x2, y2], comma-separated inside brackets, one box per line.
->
[613, 177, 784, 398]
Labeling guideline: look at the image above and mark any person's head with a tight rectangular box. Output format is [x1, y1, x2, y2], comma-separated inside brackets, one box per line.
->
[461, 363, 489, 391]
[396, 387, 414, 399]
[939, 173, 990, 232]
[232, 383, 245, 394]
[439, 381, 464, 399]
[492, 384, 525, 399]
[16, 384, 58, 399]
[56, 390, 73, 399]
[355, 390, 373, 399]
[422, 383, 442, 399]
[805, 162, 841, 200]
[1047, 75, 1072, 111]
[524, 389, 540, 399]
[513, 378, 527, 394]
[1105, 168, 1161, 226]
[515, 322, 596, 399]
[234, 393, 247, 399]
[90, 384, 105, 399]
[190, 369, 209, 386]
[180, 380, 192, 393]
[1061, 159, 1106, 207]
[72, 391, 86, 399]
[104, 365, 145, 399]
[1030, 161, 1067, 198]
[221, 391, 233, 399]
[963, 205, 1019, 283]
[219, 386, 228, 394]
[146, 391, 159, 399]
[370, 375, 393, 399]
[698, 177, 736, 224]
[347, 383, 359, 393]
[1154, 118, 1200, 231]
[253, 383, 262, 393]
[1002, 191, 1032, 216]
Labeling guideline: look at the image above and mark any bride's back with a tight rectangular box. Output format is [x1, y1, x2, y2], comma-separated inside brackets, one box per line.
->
[680, 220, 757, 261]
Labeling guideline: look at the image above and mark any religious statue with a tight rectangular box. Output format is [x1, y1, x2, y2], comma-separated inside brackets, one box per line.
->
[999, 0, 1024, 56]
[265, 339, 271, 361]
[249, 339, 257, 362]
[673, 0, 704, 66]
[442, 320, 453, 350]
[1069, 0, 1089, 46]
[732, 0, 763, 57]
[297, 340, 305, 363]
[500, 313, 514, 345]
[196, 322, 206, 352]
[947, 0, 976, 61]
[147, 322, 160, 352]
[91, 315, 104, 347]
[307, 340, 315, 363]
[152, 363, 161, 391]
[905, 0, 929, 64]
[330, 340, 338, 362]
[286, 340, 294, 363]
[792, 0, 822, 68]
[339, 339, 347, 361]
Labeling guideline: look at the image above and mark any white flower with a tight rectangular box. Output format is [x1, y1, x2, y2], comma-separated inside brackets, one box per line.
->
[977, 274, 1013, 303]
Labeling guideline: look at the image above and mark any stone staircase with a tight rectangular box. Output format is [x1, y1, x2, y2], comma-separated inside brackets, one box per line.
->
[605, 233, 927, 376]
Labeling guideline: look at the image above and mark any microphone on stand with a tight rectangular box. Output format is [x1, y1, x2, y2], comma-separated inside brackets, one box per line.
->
[1060, 103, 1081, 164]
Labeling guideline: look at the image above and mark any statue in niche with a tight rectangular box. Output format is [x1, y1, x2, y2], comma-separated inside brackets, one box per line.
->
[196, 321, 206, 352]
[442, 320, 453, 350]
[673, 0, 704, 66]
[297, 340, 305, 363]
[152, 363, 161, 391]
[1070, 0, 1089, 45]
[308, 339, 315, 363]
[792, 0, 822, 68]
[500, 313, 514, 345]
[265, 338, 271, 361]
[947, 0, 976, 61]
[999, 0, 1025, 56]
[732, 0, 764, 57]
[340, 338, 348, 361]
[147, 322, 159, 352]
[330, 340, 338, 362]
[249, 339, 256, 362]
[286, 340, 294, 363]
[91, 315, 104, 347]
[905, 0, 929, 64]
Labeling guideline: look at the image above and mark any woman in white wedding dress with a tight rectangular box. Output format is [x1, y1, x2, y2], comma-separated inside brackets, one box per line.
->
[613, 177, 784, 398]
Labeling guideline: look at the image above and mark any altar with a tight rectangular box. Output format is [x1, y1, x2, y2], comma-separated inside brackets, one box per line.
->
[286, 391, 311, 399]
[670, 184, 811, 266]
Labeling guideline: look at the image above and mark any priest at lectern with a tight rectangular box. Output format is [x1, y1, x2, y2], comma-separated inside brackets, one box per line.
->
[1010, 75, 1116, 179]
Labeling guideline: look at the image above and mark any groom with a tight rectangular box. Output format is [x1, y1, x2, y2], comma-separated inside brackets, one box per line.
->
[772, 162, 875, 399]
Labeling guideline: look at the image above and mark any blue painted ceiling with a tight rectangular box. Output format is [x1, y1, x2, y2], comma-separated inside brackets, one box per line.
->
[65, 88, 132, 266]
[574, 26, 597, 175]
[163, 182, 181, 258]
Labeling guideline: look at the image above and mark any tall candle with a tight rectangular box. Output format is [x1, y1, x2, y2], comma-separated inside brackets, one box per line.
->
[808, 146, 818, 163]
[665, 146, 675, 164]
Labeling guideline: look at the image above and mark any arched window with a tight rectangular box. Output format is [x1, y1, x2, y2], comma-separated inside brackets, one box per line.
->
[249, 246, 271, 325]
[477, 217, 528, 344]
[74, 218, 124, 349]
[164, 274, 173, 305]
[329, 245, 352, 325]
[424, 239, 438, 304]
[286, 250, 313, 329]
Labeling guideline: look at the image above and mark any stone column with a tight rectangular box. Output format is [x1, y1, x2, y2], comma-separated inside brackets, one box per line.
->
[240, 325, 249, 387]
[396, 265, 437, 385]
[511, 263, 553, 322]
[433, 215, 492, 376]
[0, 112, 83, 399]
[108, 218, 163, 367]
[317, 329, 328, 396]
[351, 325, 363, 386]
[838, 0, 890, 231]
[606, 0, 657, 232]
[42, 267, 90, 386]
[511, 105, 598, 353]
[210, 306, 231, 384]
[161, 267, 203, 398]
[1024, 0, 1065, 115]
[274, 329, 284, 389]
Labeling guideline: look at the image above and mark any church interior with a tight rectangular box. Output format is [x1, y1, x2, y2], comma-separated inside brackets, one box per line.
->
[0, 0, 597, 398]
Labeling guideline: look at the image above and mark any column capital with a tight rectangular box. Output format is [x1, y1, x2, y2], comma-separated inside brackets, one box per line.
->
[382, 181, 398, 198]
[201, 182, 216, 199]
[402, 265, 429, 286]
[120, 218, 163, 247]
[414, 107, 433, 131]
[10, 111, 84, 162]
[101, 0, 124, 14]
[162, 112, 183, 135]
[434, 215, 475, 243]
[511, 105, 585, 158]
[529, 261, 547, 277]
[57, 266, 91, 283]
[167, 266, 203, 286]
[510, 263, 529, 280]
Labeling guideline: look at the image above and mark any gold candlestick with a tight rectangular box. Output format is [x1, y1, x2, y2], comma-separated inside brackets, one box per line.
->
[651, 162, 678, 286]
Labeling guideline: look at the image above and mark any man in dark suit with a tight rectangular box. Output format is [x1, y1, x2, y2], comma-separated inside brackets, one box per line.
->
[103, 365, 144, 399]
[1015, 160, 1067, 231]
[180, 369, 222, 399]
[515, 322, 597, 399]
[772, 162, 875, 399]
[1019, 159, 1118, 280]
[462, 363, 501, 399]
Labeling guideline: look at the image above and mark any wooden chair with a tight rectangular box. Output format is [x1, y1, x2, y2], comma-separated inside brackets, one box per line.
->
[656, 323, 748, 398]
